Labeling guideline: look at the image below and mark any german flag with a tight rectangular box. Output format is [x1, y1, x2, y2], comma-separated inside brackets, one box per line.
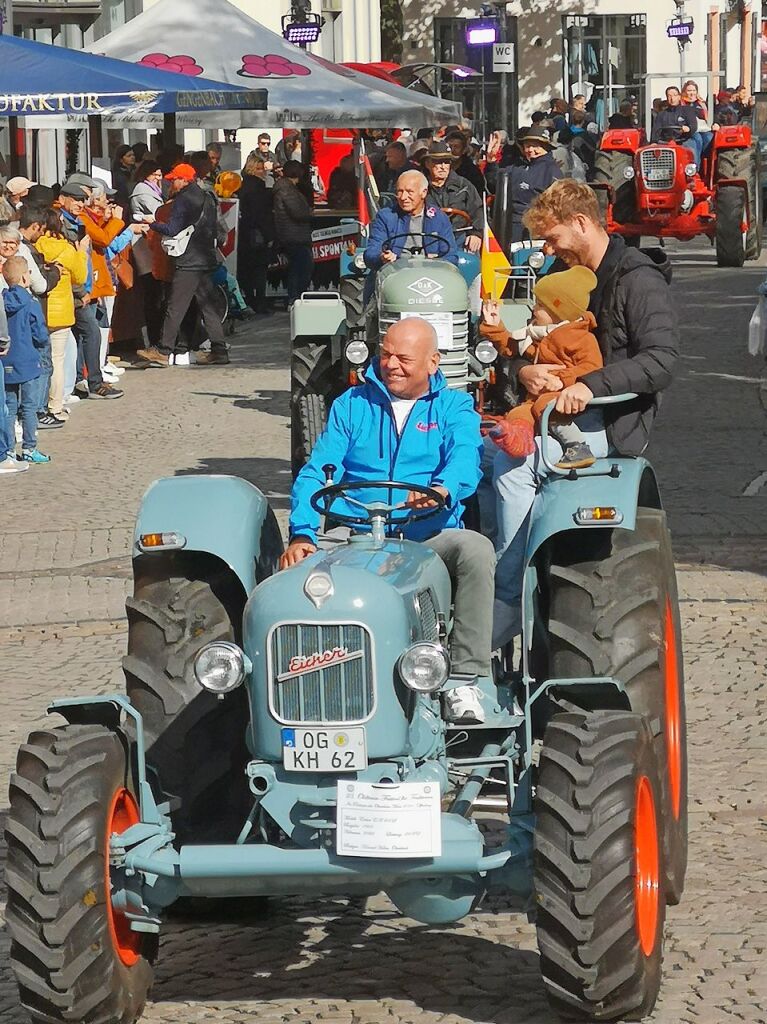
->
[481, 217, 512, 300]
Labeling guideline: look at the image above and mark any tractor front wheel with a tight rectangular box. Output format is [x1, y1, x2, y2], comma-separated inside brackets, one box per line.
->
[592, 149, 636, 226]
[716, 185, 747, 267]
[716, 145, 762, 261]
[534, 710, 665, 1022]
[6, 725, 156, 1024]
[123, 575, 249, 845]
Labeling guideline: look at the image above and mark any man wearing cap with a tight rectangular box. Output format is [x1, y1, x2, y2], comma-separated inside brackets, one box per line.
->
[57, 179, 122, 400]
[421, 142, 484, 254]
[145, 163, 228, 367]
[6, 177, 37, 210]
[446, 132, 485, 193]
[495, 126, 563, 243]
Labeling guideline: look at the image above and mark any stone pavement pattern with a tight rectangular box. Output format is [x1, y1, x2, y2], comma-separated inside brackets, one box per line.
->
[1, 241, 766, 1023]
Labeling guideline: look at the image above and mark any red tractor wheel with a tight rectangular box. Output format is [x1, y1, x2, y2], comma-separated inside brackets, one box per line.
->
[535, 710, 665, 1021]
[5, 725, 157, 1024]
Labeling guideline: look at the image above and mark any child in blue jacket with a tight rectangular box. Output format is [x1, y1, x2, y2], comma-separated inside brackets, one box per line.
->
[1, 255, 50, 463]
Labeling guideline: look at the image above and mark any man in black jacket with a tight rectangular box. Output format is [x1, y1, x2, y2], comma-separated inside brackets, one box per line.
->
[421, 142, 483, 253]
[273, 159, 314, 305]
[481, 179, 678, 647]
[495, 126, 563, 242]
[652, 86, 702, 167]
[146, 162, 228, 366]
[446, 131, 486, 193]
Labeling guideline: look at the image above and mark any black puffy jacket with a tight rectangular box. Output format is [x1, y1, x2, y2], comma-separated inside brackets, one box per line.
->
[273, 177, 313, 247]
[580, 236, 679, 456]
[427, 171, 484, 239]
[151, 181, 218, 272]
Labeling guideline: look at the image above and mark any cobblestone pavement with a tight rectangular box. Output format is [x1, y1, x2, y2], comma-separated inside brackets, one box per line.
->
[1, 241, 766, 1024]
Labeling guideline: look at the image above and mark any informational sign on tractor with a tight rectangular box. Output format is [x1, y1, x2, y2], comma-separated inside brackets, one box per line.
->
[337, 781, 442, 858]
[492, 42, 515, 73]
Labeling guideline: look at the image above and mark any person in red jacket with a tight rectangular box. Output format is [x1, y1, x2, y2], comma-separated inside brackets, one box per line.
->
[480, 266, 603, 469]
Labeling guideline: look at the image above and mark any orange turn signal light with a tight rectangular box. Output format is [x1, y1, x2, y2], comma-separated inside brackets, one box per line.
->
[574, 507, 623, 525]
[138, 532, 186, 551]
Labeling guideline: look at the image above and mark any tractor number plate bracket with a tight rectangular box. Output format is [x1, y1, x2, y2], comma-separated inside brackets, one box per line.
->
[281, 726, 367, 772]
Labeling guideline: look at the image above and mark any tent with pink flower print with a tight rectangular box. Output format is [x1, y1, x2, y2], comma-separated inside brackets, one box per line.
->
[87, 0, 460, 127]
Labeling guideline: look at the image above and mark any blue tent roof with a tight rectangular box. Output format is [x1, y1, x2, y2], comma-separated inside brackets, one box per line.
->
[0, 34, 267, 119]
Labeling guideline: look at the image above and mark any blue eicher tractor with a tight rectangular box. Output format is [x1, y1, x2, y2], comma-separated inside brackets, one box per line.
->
[6, 389, 687, 1023]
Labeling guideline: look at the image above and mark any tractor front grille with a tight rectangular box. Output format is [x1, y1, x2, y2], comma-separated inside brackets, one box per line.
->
[416, 589, 440, 642]
[268, 622, 375, 724]
[380, 312, 470, 390]
[640, 149, 676, 191]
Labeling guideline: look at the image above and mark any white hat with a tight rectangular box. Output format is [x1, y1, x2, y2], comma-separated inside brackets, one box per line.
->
[6, 176, 37, 194]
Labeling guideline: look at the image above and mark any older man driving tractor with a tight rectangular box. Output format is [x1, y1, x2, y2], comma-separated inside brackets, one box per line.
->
[281, 316, 495, 726]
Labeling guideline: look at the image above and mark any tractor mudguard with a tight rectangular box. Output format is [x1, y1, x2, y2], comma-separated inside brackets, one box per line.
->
[134, 475, 283, 597]
[600, 127, 644, 153]
[525, 456, 660, 566]
[291, 291, 347, 341]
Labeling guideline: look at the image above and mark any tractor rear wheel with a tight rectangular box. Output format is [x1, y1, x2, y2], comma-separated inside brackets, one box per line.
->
[6, 725, 156, 1024]
[547, 508, 688, 904]
[535, 710, 665, 1021]
[291, 338, 336, 475]
[716, 145, 762, 261]
[715, 186, 747, 267]
[340, 275, 367, 331]
[123, 575, 249, 845]
[592, 149, 636, 226]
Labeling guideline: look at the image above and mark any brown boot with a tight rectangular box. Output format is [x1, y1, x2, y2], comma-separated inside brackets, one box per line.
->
[136, 347, 169, 367]
[195, 351, 230, 365]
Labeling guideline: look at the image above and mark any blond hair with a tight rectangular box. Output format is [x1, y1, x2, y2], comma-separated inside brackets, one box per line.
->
[243, 154, 266, 176]
[523, 179, 601, 236]
[2, 254, 28, 287]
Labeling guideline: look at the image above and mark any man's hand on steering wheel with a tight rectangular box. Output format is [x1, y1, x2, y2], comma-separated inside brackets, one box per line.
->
[405, 485, 449, 510]
[381, 248, 398, 264]
[465, 234, 482, 254]
[280, 537, 317, 570]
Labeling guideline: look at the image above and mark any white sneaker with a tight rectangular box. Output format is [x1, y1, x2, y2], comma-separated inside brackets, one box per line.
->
[169, 352, 191, 366]
[63, 394, 81, 406]
[0, 455, 29, 474]
[106, 363, 125, 376]
[101, 368, 120, 383]
[444, 685, 486, 725]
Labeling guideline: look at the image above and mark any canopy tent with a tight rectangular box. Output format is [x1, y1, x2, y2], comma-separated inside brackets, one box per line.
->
[0, 34, 266, 126]
[87, 0, 461, 128]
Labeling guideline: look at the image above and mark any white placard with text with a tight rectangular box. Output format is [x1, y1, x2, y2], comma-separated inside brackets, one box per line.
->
[337, 781, 442, 858]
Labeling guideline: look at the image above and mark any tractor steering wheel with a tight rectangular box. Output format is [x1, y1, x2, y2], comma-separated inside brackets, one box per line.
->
[310, 479, 447, 527]
[382, 231, 454, 258]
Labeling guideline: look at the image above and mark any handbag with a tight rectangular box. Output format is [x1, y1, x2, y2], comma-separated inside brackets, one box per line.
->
[114, 247, 134, 289]
[161, 198, 208, 257]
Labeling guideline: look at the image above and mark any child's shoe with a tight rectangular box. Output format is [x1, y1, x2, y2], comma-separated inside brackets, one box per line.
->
[489, 419, 536, 458]
[21, 449, 51, 464]
[555, 442, 596, 470]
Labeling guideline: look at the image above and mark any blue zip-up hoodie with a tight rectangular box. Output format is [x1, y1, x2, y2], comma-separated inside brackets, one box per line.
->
[290, 361, 482, 545]
[1, 286, 49, 384]
[364, 203, 460, 269]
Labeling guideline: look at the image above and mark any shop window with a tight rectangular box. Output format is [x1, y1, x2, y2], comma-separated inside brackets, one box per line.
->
[563, 14, 646, 131]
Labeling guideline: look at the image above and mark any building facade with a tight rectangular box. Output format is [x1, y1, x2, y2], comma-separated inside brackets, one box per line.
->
[402, 0, 761, 134]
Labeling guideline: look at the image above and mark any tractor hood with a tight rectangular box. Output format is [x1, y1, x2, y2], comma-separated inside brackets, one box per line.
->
[242, 538, 452, 761]
[376, 255, 469, 314]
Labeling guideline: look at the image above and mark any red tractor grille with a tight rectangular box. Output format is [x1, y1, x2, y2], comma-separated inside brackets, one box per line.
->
[640, 149, 676, 191]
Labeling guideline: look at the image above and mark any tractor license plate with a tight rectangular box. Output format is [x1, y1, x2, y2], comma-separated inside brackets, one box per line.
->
[646, 169, 669, 181]
[281, 727, 367, 772]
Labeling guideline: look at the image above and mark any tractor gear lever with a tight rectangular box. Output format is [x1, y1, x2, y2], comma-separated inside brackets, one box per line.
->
[322, 464, 336, 486]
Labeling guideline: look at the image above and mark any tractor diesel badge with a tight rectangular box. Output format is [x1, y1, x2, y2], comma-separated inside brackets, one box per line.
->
[278, 645, 363, 681]
[407, 277, 443, 299]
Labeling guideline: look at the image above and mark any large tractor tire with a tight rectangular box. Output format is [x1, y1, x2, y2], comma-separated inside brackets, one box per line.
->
[547, 508, 688, 905]
[291, 337, 336, 476]
[339, 275, 367, 332]
[716, 145, 763, 261]
[6, 725, 156, 1024]
[592, 148, 637, 226]
[535, 710, 665, 1021]
[715, 186, 747, 267]
[123, 575, 250, 845]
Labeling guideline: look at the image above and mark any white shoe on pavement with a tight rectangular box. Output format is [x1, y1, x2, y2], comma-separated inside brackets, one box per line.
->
[0, 455, 29, 474]
[169, 351, 191, 366]
[63, 394, 81, 406]
[107, 363, 125, 376]
[444, 685, 486, 725]
[101, 368, 120, 383]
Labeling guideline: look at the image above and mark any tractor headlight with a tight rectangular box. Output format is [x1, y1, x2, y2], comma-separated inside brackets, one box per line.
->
[474, 340, 498, 365]
[194, 642, 249, 694]
[398, 642, 450, 693]
[623, 166, 636, 180]
[344, 340, 370, 365]
[684, 162, 697, 178]
[528, 250, 546, 270]
[353, 251, 367, 271]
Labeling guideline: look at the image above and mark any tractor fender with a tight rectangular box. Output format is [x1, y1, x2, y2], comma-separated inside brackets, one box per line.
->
[291, 291, 347, 340]
[524, 457, 660, 570]
[134, 475, 283, 598]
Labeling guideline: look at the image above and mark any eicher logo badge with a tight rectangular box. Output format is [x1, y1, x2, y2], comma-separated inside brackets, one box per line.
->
[277, 645, 364, 682]
[407, 277, 443, 299]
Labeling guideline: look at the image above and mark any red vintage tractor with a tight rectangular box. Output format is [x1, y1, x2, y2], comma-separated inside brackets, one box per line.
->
[592, 122, 762, 267]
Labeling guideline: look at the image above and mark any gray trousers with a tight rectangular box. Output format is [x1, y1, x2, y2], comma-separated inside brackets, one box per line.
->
[423, 529, 495, 678]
